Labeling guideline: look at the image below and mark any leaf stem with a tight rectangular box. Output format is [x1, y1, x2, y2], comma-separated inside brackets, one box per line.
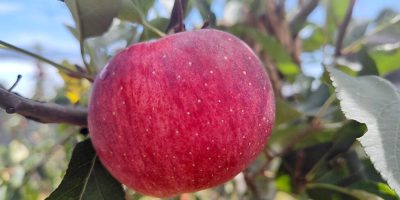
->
[130, 2, 166, 37]
[334, 0, 356, 56]
[315, 93, 337, 120]
[0, 40, 94, 82]
[306, 183, 360, 198]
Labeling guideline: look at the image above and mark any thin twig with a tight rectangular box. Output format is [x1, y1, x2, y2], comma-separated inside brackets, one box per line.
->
[0, 40, 94, 82]
[0, 87, 87, 126]
[8, 75, 22, 92]
[289, 0, 320, 35]
[334, 0, 356, 57]
[79, 41, 93, 74]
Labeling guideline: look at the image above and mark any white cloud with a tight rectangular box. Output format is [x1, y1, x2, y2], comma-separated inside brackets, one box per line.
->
[0, 2, 23, 13]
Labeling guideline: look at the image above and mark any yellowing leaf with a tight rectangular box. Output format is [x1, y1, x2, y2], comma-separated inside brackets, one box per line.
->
[59, 61, 90, 104]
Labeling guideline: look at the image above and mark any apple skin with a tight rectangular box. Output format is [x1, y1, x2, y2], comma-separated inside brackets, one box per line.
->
[88, 29, 275, 198]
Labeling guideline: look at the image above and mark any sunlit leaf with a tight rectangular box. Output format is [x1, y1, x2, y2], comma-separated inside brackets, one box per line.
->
[370, 48, 400, 76]
[46, 139, 124, 200]
[350, 181, 399, 200]
[327, 66, 400, 196]
[276, 174, 292, 193]
[302, 25, 325, 52]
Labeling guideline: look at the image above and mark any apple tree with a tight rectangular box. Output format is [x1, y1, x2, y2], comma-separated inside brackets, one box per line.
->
[0, 0, 400, 199]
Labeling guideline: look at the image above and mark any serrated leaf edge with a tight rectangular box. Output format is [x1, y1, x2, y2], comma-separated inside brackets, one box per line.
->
[326, 66, 400, 196]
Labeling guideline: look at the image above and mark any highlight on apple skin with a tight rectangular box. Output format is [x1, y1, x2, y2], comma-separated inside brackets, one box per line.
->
[88, 29, 275, 198]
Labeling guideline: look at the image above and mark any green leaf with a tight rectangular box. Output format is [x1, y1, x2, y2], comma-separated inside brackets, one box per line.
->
[357, 48, 379, 76]
[303, 25, 325, 52]
[307, 183, 384, 200]
[277, 62, 300, 76]
[370, 48, 400, 76]
[118, 0, 155, 23]
[327, 66, 400, 196]
[306, 121, 366, 181]
[298, 84, 331, 115]
[350, 181, 399, 200]
[276, 174, 292, 193]
[140, 17, 169, 41]
[65, 0, 121, 40]
[275, 98, 301, 126]
[46, 140, 124, 200]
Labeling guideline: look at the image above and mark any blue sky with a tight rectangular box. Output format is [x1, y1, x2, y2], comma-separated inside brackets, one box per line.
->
[0, 0, 399, 97]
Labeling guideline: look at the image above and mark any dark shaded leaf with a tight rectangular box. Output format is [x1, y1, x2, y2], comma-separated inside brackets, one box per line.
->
[385, 69, 400, 89]
[65, 0, 121, 40]
[357, 48, 379, 76]
[307, 183, 383, 200]
[275, 98, 301, 126]
[46, 140, 124, 200]
[306, 121, 366, 181]
[141, 18, 170, 41]
[298, 84, 330, 115]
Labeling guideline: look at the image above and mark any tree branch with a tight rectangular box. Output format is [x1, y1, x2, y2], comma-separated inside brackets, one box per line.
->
[264, 0, 301, 64]
[0, 87, 87, 126]
[334, 0, 356, 57]
[289, 0, 320, 35]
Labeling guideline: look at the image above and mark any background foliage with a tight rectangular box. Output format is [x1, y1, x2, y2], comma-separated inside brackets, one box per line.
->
[1, 0, 400, 199]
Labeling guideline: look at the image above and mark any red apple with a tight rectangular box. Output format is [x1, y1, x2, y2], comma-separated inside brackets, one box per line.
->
[88, 29, 275, 197]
